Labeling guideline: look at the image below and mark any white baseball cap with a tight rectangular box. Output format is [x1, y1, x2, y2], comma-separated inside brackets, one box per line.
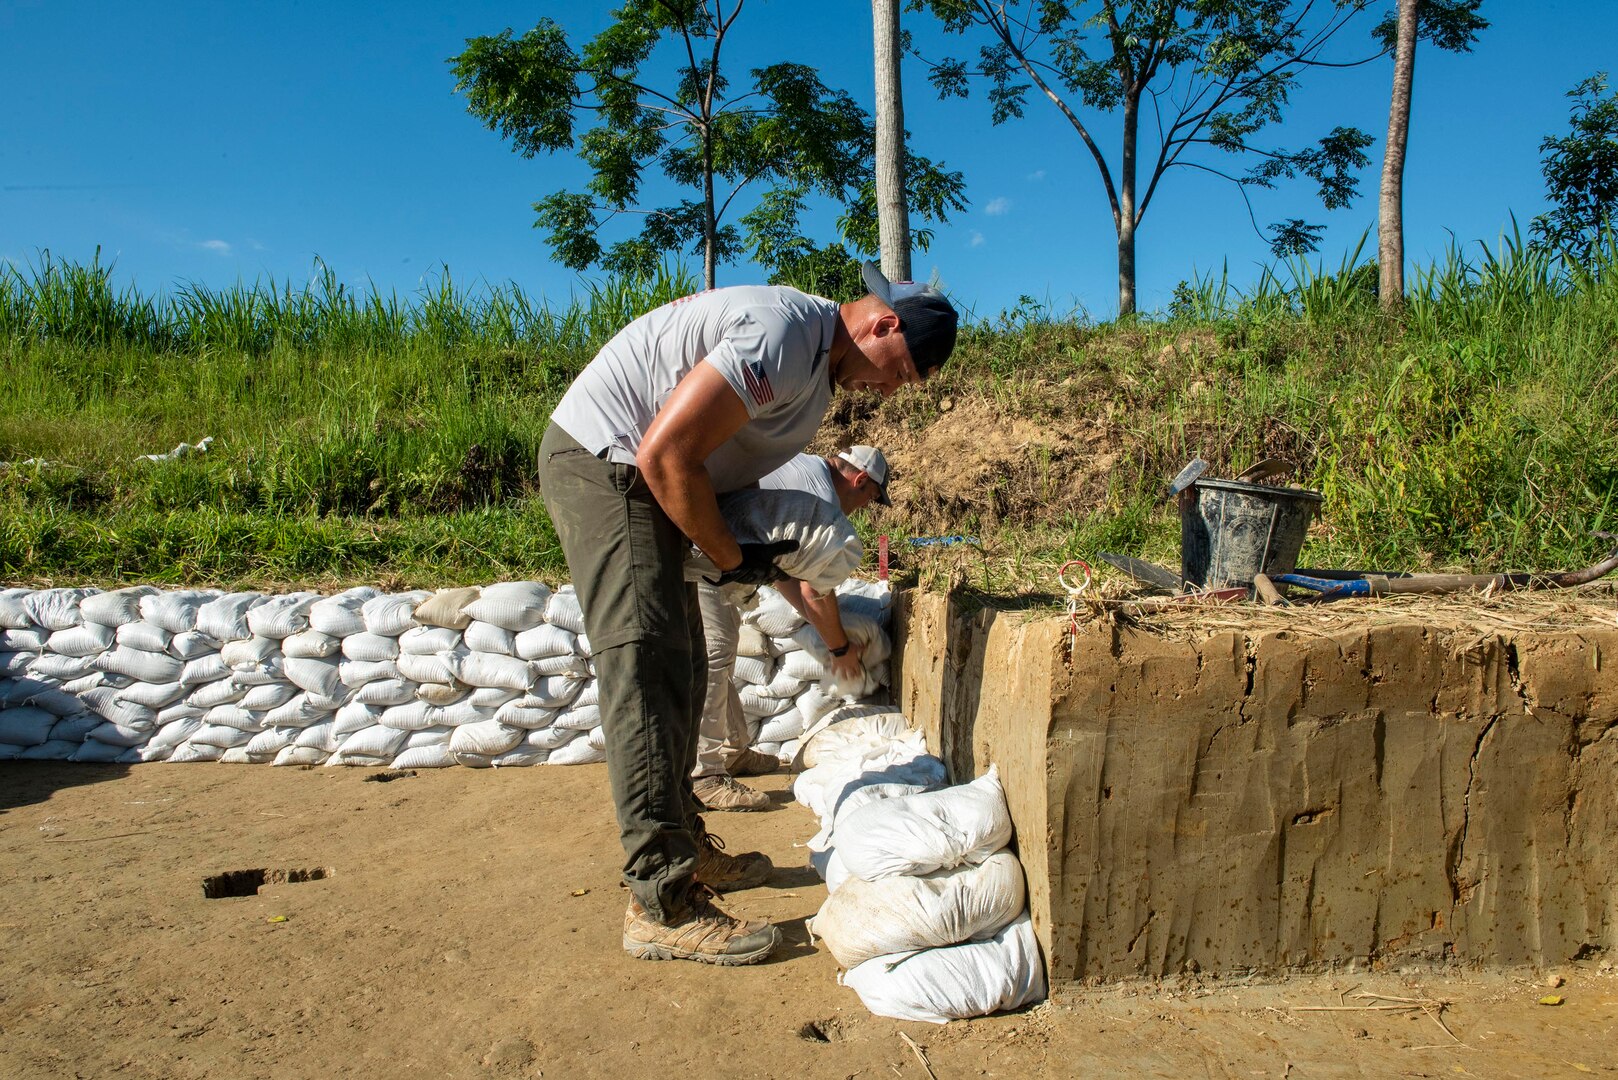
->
[837, 445, 892, 506]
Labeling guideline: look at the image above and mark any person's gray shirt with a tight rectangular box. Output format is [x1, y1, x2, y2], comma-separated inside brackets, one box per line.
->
[760, 453, 838, 508]
[550, 286, 838, 493]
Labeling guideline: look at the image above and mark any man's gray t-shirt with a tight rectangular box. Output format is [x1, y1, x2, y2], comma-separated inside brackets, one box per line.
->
[761, 453, 838, 508]
[550, 286, 838, 493]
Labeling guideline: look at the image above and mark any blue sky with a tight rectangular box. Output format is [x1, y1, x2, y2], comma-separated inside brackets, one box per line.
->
[4, 1, 1614, 322]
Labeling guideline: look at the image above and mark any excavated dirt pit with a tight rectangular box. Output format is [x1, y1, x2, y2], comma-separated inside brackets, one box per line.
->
[895, 589, 1618, 988]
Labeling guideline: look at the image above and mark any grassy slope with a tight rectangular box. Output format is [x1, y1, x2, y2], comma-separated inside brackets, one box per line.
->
[2, 247, 1615, 592]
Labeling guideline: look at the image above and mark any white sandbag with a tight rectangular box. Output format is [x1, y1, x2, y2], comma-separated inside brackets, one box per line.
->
[221, 635, 279, 668]
[494, 702, 557, 730]
[263, 693, 332, 729]
[168, 630, 219, 660]
[450, 719, 525, 757]
[341, 632, 400, 662]
[839, 912, 1046, 1025]
[390, 744, 457, 769]
[186, 677, 245, 709]
[465, 582, 552, 632]
[239, 682, 297, 711]
[131, 744, 171, 762]
[405, 726, 453, 748]
[70, 739, 128, 763]
[793, 684, 841, 737]
[411, 586, 479, 630]
[553, 702, 601, 731]
[352, 678, 415, 706]
[513, 622, 576, 661]
[246, 593, 318, 639]
[0, 706, 57, 746]
[195, 592, 265, 642]
[218, 746, 258, 764]
[0, 589, 31, 629]
[244, 726, 298, 759]
[414, 682, 466, 706]
[731, 655, 772, 685]
[543, 587, 586, 634]
[523, 725, 581, 751]
[585, 725, 607, 751]
[396, 648, 458, 685]
[780, 649, 829, 682]
[81, 686, 157, 729]
[156, 702, 206, 726]
[25, 588, 96, 631]
[18, 738, 79, 759]
[86, 719, 154, 747]
[739, 687, 796, 718]
[283, 656, 343, 700]
[546, 737, 606, 765]
[203, 704, 264, 732]
[2, 628, 49, 651]
[361, 591, 429, 636]
[294, 721, 342, 753]
[95, 646, 183, 683]
[378, 701, 437, 731]
[115, 620, 171, 653]
[434, 700, 485, 727]
[273, 744, 328, 766]
[0, 742, 22, 760]
[837, 767, 1014, 882]
[574, 633, 592, 657]
[59, 672, 105, 695]
[491, 745, 549, 766]
[399, 625, 463, 655]
[0, 651, 40, 677]
[45, 623, 113, 657]
[811, 850, 1026, 969]
[757, 712, 805, 744]
[572, 681, 598, 708]
[178, 653, 230, 687]
[80, 586, 159, 627]
[464, 620, 516, 655]
[777, 738, 801, 762]
[283, 628, 341, 659]
[334, 701, 382, 736]
[529, 653, 589, 677]
[228, 657, 284, 686]
[146, 716, 203, 755]
[759, 670, 807, 700]
[744, 587, 805, 638]
[307, 587, 377, 637]
[189, 723, 254, 749]
[138, 590, 214, 634]
[304, 687, 351, 711]
[164, 741, 224, 762]
[793, 743, 947, 828]
[337, 724, 408, 760]
[799, 706, 912, 769]
[115, 680, 185, 709]
[2, 678, 80, 715]
[339, 658, 399, 687]
[49, 714, 102, 742]
[450, 650, 533, 691]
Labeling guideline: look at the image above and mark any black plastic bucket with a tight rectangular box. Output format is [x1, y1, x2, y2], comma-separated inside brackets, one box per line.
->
[1180, 478, 1323, 590]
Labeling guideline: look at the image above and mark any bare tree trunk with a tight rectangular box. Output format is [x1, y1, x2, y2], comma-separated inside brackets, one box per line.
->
[1117, 92, 1139, 317]
[702, 125, 717, 290]
[1379, 0, 1419, 310]
[873, 0, 911, 281]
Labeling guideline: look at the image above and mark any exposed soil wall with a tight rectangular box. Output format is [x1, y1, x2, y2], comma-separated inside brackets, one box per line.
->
[894, 591, 1618, 986]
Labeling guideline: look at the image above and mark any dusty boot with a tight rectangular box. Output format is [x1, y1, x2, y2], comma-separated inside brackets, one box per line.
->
[694, 774, 772, 812]
[623, 888, 781, 965]
[693, 826, 773, 891]
[725, 747, 782, 777]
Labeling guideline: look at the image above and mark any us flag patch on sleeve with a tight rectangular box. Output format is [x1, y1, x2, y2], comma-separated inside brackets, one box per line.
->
[741, 360, 775, 405]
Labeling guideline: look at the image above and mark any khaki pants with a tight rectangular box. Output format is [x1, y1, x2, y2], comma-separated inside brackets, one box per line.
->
[537, 423, 706, 923]
[692, 582, 753, 779]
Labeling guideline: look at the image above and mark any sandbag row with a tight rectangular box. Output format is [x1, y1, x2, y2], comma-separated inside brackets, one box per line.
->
[0, 580, 891, 770]
[793, 707, 1047, 1024]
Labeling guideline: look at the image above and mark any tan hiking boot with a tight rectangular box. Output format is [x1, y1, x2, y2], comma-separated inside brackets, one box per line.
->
[622, 889, 780, 965]
[693, 828, 773, 891]
[694, 774, 772, 812]
[725, 747, 782, 777]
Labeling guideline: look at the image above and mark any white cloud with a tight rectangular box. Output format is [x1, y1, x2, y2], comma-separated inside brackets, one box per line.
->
[1026, 169, 1046, 182]
[985, 197, 1012, 216]
[199, 239, 233, 255]
[969, 231, 985, 248]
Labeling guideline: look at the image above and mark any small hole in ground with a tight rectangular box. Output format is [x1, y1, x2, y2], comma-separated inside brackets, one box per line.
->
[363, 770, 417, 783]
[202, 867, 332, 899]
[797, 1021, 830, 1043]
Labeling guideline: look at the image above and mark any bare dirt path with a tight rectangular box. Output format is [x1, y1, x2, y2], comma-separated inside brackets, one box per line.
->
[2, 763, 1613, 1079]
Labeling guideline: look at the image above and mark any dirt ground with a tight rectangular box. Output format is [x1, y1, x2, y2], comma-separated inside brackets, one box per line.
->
[2, 763, 1614, 1080]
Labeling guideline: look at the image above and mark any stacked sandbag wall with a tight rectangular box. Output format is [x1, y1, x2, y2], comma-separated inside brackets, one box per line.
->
[0, 581, 890, 769]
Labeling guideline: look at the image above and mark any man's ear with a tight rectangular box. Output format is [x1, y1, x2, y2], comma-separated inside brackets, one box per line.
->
[872, 310, 902, 338]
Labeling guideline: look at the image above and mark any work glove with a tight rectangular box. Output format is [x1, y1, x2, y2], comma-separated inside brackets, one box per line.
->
[709, 539, 799, 587]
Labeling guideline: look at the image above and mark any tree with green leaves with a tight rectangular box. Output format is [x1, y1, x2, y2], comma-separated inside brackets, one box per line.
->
[1532, 72, 1618, 266]
[909, 1, 1477, 315]
[449, 3, 966, 291]
[1376, 0, 1487, 310]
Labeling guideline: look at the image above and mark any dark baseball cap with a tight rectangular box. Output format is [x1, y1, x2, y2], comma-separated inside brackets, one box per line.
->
[861, 262, 959, 375]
